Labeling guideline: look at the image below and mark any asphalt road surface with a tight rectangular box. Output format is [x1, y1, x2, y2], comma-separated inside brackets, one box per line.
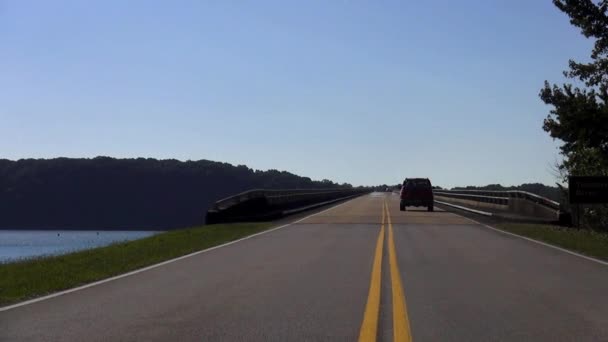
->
[2, 193, 608, 341]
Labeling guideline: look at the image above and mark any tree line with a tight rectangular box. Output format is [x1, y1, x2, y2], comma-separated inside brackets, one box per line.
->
[0, 157, 353, 230]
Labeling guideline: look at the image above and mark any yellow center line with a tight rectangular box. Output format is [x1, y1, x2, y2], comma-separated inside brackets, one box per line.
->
[386, 200, 413, 342]
[358, 202, 386, 342]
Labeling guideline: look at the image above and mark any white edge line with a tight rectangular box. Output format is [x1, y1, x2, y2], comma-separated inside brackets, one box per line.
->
[0, 196, 359, 312]
[435, 200, 493, 216]
[446, 207, 608, 267]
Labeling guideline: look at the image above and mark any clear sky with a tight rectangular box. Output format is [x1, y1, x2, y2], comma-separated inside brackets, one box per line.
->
[0, 1, 593, 188]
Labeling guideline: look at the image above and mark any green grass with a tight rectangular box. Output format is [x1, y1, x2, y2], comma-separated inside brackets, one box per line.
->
[0, 222, 273, 306]
[496, 223, 608, 261]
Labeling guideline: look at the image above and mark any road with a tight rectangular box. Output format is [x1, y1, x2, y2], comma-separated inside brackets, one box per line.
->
[2, 193, 608, 341]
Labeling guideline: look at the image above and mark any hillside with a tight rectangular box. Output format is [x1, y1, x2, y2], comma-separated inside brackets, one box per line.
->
[0, 157, 352, 230]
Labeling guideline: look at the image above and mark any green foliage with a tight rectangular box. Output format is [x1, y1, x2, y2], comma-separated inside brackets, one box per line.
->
[540, 83, 608, 161]
[541, 0, 608, 230]
[0, 222, 272, 306]
[540, 0, 608, 176]
[497, 223, 608, 261]
[561, 145, 608, 176]
[554, 0, 608, 86]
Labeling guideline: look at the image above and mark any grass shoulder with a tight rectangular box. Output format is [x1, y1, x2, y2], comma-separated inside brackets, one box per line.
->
[0, 222, 273, 307]
[495, 223, 608, 261]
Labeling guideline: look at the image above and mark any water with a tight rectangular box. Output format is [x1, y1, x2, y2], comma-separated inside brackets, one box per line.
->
[0, 230, 160, 263]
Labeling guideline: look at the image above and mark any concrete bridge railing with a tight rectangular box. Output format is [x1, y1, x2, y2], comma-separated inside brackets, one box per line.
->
[206, 188, 369, 224]
[433, 189, 562, 221]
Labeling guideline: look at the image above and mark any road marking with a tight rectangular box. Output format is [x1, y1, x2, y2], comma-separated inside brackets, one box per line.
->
[0, 197, 360, 313]
[386, 200, 413, 342]
[358, 202, 385, 342]
[452, 213, 608, 267]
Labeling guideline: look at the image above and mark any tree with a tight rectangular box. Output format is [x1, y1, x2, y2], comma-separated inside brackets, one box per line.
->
[540, 0, 608, 228]
[540, 0, 608, 177]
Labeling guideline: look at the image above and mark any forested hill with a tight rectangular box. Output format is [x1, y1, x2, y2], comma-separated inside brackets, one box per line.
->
[0, 157, 353, 230]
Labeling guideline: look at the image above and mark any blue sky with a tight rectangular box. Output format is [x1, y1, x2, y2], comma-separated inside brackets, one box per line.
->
[0, 1, 593, 187]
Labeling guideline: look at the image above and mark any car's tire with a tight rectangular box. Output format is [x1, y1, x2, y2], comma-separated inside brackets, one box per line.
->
[427, 205, 434, 212]
[400, 203, 405, 211]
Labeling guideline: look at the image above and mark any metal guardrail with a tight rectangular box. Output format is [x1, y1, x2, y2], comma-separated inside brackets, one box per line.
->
[433, 189, 561, 210]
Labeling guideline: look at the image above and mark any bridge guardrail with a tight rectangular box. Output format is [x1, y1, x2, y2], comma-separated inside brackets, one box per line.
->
[212, 188, 364, 210]
[433, 189, 562, 221]
[433, 191, 510, 205]
[207, 188, 369, 224]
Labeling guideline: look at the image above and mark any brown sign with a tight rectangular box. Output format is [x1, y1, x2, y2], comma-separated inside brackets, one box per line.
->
[569, 176, 608, 204]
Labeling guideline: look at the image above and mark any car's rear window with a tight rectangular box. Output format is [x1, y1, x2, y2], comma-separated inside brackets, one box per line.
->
[404, 179, 431, 188]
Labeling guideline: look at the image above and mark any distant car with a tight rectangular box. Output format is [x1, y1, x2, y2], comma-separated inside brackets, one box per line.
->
[400, 178, 434, 212]
[385, 187, 391, 192]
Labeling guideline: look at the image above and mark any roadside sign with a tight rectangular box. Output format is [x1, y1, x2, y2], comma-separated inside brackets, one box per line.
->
[569, 176, 608, 204]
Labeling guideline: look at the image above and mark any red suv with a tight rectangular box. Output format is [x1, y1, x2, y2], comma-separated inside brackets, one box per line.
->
[400, 178, 434, 212]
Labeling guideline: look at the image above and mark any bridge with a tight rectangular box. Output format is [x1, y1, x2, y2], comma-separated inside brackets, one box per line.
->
[2, 192, 608, 341]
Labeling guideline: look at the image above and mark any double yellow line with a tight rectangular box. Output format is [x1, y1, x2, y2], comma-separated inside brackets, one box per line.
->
[358, 200, 412, 342]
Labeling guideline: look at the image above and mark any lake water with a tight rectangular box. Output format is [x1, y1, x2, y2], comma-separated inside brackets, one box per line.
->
[0, 230, 160, 263]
